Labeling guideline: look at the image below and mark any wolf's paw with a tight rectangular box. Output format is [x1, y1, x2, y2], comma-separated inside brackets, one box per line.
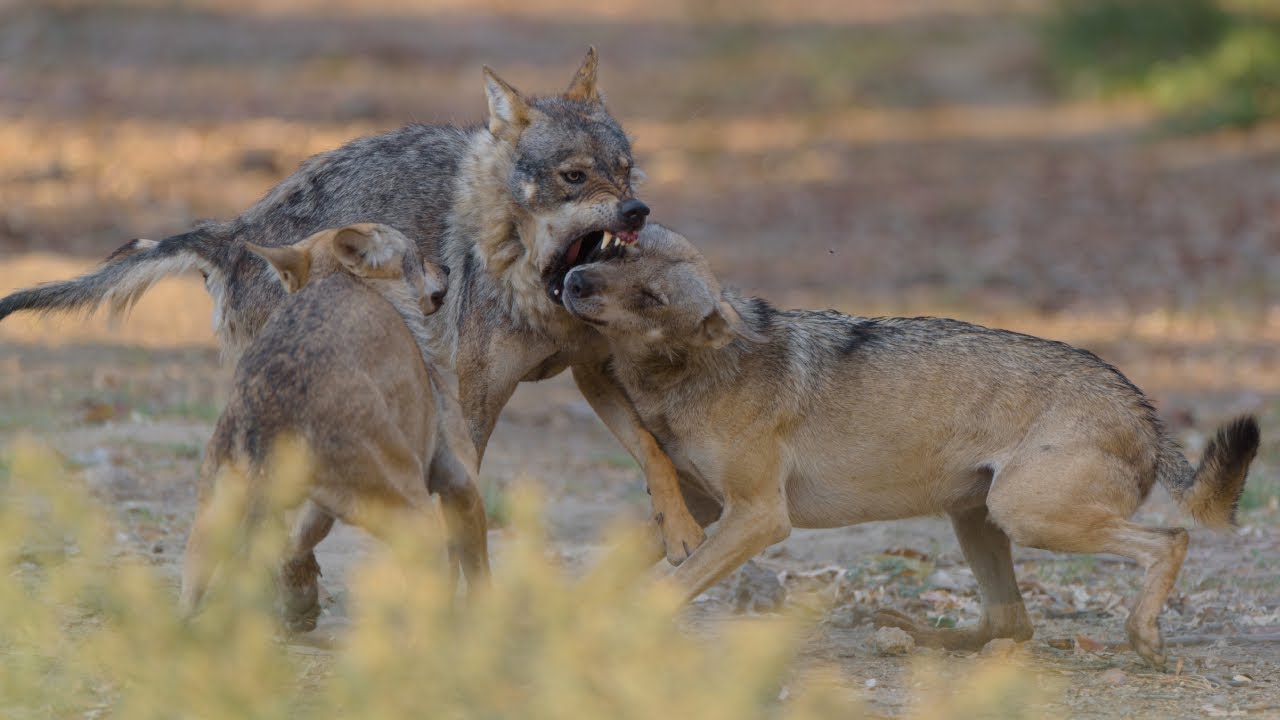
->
[279, 581, 321, 635]
[655, 508, 705, 566]
[283, 609, 320, 635]
[281, 598, 321, 635]
[1126, 619, 1166, 670]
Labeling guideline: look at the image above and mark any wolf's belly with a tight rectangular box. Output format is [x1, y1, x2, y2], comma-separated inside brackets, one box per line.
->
[784, 464, 993, 529]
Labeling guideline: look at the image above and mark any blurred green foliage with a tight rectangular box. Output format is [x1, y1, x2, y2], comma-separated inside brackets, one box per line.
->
[1045, 0, 1280, 131]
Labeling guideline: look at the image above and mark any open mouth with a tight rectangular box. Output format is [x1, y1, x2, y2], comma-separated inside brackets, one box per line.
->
[546, 229, 638, 304]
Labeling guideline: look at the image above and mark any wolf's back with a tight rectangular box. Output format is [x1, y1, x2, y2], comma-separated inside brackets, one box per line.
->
[0, 229, 223, 323]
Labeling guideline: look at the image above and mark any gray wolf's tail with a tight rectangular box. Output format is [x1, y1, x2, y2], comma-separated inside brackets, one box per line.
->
[1158, 415, 1260, 528]
[0, 229, 221, 323]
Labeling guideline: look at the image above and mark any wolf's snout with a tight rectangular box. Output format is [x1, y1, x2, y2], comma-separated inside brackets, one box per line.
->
[565, 268, 597, 300]
[618, 198, 650, 230]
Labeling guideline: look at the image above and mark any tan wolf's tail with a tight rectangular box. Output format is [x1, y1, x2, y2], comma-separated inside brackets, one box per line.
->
[1158, 416, 1260, 528]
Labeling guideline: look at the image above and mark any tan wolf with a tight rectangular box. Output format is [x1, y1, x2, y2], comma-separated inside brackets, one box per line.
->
[561, 224, 1259, 669]
[180, 223, 482, 632]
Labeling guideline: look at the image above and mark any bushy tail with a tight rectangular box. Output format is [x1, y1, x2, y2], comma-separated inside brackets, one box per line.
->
[1159, 416, 1261, 528]
[0, 229, 221, 323]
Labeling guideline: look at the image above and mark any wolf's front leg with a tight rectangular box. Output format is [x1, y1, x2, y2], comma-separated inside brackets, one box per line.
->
[665, 451, 791, 602]
[454, 316, 555, 459]
[666, 497, 791, 604]
[429, 410, 491, 593]
[572, 361, 706, 565]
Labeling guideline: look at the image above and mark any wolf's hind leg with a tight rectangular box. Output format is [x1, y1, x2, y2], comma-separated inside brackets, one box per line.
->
[1102, 523, 1188, 669]
[179, 498, 218, 620]
[986, 453, 1187, 669]
[875, 504, 1033, 651]
[278, 500, 335, 633]
[430, 445, 490, 596]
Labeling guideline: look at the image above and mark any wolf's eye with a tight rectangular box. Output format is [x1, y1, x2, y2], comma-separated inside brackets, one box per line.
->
[638, 288, 667, 307]
[561, 170, 587, 184]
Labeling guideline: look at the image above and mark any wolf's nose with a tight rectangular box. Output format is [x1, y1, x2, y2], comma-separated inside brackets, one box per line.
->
[565, 269, 595, 300]
[618, 198, 650, 230]
[430, 288, 446, 307]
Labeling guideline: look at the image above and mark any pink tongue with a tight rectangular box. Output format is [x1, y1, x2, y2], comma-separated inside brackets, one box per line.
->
[564, 238, 583, 265]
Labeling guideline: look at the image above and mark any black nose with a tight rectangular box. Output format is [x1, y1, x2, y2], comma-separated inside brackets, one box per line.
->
[430, 289, 446, 306]
[566, 269, 595, 300]
[439, 264, 451, 277]
[618, 198, 650, 230]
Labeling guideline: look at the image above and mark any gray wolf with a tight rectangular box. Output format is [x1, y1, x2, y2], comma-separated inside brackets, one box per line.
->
[0, 50, 705, 567]
[560, 224, 1260, 669]
[179, 223, 484, 632]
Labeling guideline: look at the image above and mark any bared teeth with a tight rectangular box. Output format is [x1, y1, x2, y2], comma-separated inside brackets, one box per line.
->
[601, 231, 615, 249]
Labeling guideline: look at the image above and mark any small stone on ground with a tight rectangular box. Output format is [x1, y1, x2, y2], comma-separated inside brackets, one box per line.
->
[873, 626, 915, 656]
[731, 560, 786, 614]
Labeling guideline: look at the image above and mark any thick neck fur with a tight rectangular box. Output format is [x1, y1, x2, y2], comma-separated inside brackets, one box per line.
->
[610, 297, 763, 415]
[445, 132, 578, 344]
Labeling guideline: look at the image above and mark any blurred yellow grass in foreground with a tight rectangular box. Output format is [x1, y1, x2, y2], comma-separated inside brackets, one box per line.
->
[0, 437, 1059, 719]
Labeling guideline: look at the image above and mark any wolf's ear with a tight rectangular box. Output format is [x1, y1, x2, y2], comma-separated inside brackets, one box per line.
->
[564, 47, 600, 104]
[331, 225, 397, 276]
[483, 66, 531, 142]
[247, 242, 311, 293]
[698, 300, 764, 349]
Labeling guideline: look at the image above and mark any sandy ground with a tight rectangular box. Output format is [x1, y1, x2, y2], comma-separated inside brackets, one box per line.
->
[3, 0, 1280, 716]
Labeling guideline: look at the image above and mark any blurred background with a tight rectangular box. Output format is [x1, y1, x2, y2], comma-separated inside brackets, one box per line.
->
[2, 0, 1278, 314]
[2, 2, 1280, 714]
[3, 0, 1280, 533]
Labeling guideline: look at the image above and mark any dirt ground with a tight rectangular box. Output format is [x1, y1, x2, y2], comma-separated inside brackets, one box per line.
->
[2, 1, 1280, 717]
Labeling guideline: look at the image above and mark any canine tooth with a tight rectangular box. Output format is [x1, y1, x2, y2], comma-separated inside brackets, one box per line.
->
[602, 231, 614, 248]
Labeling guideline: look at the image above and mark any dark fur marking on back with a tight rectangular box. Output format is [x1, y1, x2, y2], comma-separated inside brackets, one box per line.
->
[840, 318, 883, 356]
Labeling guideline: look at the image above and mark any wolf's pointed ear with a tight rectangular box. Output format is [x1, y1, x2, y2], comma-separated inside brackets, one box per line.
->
[331, 225, 396, 276]
[483, 66, 531, 142]
[697, 300, 764, 349]
[564, 47, 600, 103]
[247, 242, 310, 293]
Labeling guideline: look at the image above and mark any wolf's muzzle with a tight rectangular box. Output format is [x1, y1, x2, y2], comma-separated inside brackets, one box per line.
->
[618, 198, 650, 231]
[564, 267, 598, 301]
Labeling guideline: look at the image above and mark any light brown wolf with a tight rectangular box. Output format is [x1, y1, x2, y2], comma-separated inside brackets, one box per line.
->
[561, 224, 1260, 669]
[180, 223, 483, 632]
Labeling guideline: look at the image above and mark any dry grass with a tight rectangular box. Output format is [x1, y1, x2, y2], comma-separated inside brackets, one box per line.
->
[0, 438, 1060, 719]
